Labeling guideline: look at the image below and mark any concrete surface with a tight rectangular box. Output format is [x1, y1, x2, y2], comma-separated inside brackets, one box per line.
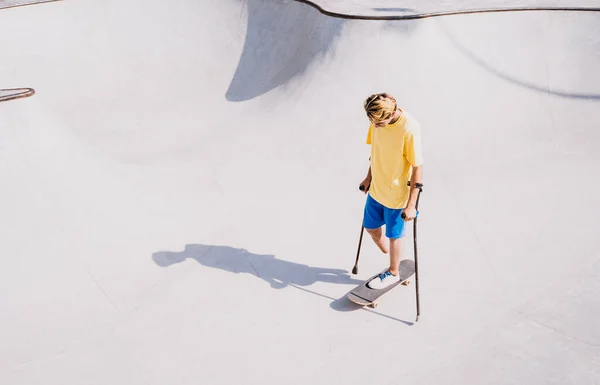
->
[1, 0, 599, 384]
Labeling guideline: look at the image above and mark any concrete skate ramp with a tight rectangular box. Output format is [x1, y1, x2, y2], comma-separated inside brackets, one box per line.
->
[1, 0, 599, 384]
[226, 0, 344, 101]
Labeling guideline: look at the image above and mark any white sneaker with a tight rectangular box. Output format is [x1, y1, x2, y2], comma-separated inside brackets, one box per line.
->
[367, 270, 400, 290]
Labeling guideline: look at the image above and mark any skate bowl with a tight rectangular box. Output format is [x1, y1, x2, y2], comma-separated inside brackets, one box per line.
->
[1, 1, 599, 384]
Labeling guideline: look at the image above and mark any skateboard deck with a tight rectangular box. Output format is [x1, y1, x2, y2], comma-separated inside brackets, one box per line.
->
[347, 259, 415, 308]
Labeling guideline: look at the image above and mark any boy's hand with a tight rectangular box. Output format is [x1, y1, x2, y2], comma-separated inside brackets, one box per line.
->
[402, 206, 417, 221]
[359, 177, 371, 193]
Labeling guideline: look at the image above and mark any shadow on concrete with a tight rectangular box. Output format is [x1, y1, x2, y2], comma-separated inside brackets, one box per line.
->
[225, 0, 344, 101]
[382, 17, 421, 35]
[439, 20, 600, 101]
[152, 243, 414, 325]
[331, 295, 415, 326]
[372, 7, 417, 13]
[152, 243, 361, 289]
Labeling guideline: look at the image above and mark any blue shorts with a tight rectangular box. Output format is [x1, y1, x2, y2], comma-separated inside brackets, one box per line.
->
[363, 194, 407, 239]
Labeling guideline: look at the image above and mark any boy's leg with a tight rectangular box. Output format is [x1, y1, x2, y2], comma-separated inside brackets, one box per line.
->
[366, 207, 407, 289]
[385, 207, 407, 275]
[366, 227, 389, 254]
[363, 194, 388, 253]
[388, 236, 406, 276]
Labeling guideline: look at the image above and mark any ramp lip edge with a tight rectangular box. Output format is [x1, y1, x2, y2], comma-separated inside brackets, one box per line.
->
[0, 88, 36, 102]
[294, 0, 600, 20]
[0, 0, 62, 11]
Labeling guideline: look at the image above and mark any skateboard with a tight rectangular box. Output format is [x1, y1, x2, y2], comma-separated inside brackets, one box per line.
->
[347, 259, 415, 308]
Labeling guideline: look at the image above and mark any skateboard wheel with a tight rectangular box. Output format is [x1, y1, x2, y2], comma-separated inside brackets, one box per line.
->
[369, 302, 378, 308]
[402, 280, 410, 286]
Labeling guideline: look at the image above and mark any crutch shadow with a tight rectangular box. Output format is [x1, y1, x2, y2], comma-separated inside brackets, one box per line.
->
[330, 295, 415, 326]
[289, 282, 415, 326]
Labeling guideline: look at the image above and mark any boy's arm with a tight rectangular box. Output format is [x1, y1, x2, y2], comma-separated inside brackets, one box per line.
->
[360, 165, 372, 192]
[403, 125, 424, 215]
[405, 165, 423, 212]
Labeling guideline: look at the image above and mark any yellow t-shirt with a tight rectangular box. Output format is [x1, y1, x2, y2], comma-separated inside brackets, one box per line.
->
[366, 110, 424, 209]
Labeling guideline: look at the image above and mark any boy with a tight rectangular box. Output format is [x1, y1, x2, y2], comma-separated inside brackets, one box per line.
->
[358, 93, 424, 289]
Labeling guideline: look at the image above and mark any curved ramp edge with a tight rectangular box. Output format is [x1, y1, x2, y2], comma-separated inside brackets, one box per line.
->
[0, 0, 61, 10]
[0, 88, 35, 102]
[295, 0, 600, 19]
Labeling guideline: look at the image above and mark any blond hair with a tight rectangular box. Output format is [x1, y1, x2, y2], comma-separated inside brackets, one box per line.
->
[363, 93, 397, 122]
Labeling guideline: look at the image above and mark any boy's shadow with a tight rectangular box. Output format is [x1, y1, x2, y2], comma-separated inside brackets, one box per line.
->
[152, 244, 414, 325]
[152, 244, 362, 290]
